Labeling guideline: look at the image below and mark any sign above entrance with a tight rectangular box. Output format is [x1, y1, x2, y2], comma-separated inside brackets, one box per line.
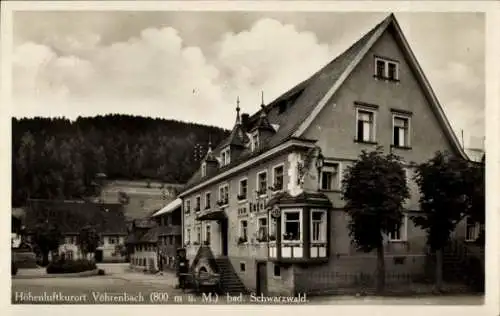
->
[271, 206, 281, 218]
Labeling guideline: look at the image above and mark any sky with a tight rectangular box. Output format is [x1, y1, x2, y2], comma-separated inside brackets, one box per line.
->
[12, 11, 485, 148]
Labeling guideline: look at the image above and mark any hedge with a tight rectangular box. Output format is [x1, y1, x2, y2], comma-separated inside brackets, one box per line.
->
[46, 259, 97, 274]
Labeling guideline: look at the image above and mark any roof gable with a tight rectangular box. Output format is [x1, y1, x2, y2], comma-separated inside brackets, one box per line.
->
[293, 13, 468, 160]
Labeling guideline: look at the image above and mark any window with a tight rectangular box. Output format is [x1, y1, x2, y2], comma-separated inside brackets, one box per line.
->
[205, 192, 211, 209]
[221, 147, 230, 166]
[311, 210, 327, 242]
[238, 178, 248, 201]
[257, 217, 268, 241]
[393, 115, 410, 147]
[205, 224, 211, 245]
[240, 220, 248, 240]
[66, 250, 74, 260]
[320, 163, 340, 191]
[219, 184, 229, 205]
[196, 226, 201, 243]
[374, 57, 399, 81]
[388, 215, 407, 241]
[201, 162, 207, 177]
[109, 236, 118, 244]
[465, 217, 480, 242]
[257, 171, 268, 195]
[283, 210, 301, 242]
[356, 109, 375, 142]
[388, 62, 398, 80]
[186, 228, 191, 244]
[273, 264, 281, 277]
[375, 59, 385, 78]
[240, 262, 246, 272]
[251, 132, 260, 151]
[185, 199, 191, 214]
[195, 195, 201, 212]
[269, 216, 277, 241]
[272, 164, 284, 191]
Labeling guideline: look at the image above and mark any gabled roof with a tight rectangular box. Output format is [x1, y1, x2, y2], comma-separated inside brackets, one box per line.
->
[182, 13, 467, 194]
[152, 198, 182, 217]
[293, 13, 468, 160]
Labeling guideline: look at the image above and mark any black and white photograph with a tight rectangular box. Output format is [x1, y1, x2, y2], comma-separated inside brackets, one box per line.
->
[3, 1, 494, 311]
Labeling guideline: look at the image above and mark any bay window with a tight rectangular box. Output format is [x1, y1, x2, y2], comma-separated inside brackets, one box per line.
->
[282, 210, 301, 242]
[311, 210, 327, 242]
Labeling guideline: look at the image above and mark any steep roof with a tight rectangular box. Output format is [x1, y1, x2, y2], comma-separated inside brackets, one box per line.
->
[182, 13, 467, 193]
[24, 199, 127, 235]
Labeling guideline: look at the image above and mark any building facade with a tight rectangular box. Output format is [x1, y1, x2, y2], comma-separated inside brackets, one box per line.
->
[24, 199, 128, 263]
[179, 14, 475, 295]
[128, 198, 182, 272]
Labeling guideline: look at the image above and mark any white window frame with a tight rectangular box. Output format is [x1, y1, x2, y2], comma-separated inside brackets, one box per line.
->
[320, 162, 341, 191]
[238, 177, 248, 202]
[465, 217, 480, 242]
[205, 223, 211, 244]
[195, 195, 201, 212]
[281, 209, 302, 243]
[185, 228, 191, 244]
[256, 170, 268, 196]
[218, 183, 229, 206]
[355, 108, 377, 142]
[220, 147, 230, 166]
[271, 163, 285, 192]
[201, 162, 207, 177]
[374, 57, 399, 80]
[257, 216, 268, 242]
[205, 191, 211, 210]
[239, 219, 248, 241]
[251, 132, 260, 151]
[388, 214, 408, 242]
[195, 225, 201, 244]
[392, 114, 411, 148]
[310, 209, 327, 243]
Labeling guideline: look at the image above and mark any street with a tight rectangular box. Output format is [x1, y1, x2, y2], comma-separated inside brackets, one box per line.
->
[11, 264, 484, 305]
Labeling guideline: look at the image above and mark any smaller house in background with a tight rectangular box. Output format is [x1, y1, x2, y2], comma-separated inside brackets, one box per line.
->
[24, 199, 128, 262]
[128, 198, 182, 272]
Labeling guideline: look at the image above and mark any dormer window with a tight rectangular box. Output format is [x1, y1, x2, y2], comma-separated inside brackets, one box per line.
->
[251, 132, 260, 151]
[374, 56, 399, 81]
[201, 162, 207, 177]
[220, 147, 230, 166]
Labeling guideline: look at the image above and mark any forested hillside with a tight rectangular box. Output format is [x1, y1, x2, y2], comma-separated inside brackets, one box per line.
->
[12, 115, 229, 207]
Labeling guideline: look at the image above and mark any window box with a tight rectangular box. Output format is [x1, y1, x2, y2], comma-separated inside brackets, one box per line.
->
[390, 144, 412, 150]
[255, 189, 267, 196]
[192, 241, 200, 246]
[237, 194, 247, 201]
[203, 240, 210, 246]
[237, 237, 248, 245]
[268, 185, 283, 193]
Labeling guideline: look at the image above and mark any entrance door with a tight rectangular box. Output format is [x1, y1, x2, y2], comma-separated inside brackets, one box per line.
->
[95, 250, 103, 263]
[256, 262, 268, 296]
[220, 218, 228, 256]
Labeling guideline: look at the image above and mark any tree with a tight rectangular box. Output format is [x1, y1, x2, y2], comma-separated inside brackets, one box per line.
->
[342, 148, 410, 294]
[411, 151, 477, 291]
[31, 222, 63, 266]
[78, 226, 101, 261]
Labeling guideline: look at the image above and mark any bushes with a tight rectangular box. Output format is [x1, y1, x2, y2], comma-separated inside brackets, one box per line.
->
[46, 259, 97, 274]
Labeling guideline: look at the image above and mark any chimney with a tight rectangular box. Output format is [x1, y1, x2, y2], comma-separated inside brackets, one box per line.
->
[241, 113, 250, 128]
